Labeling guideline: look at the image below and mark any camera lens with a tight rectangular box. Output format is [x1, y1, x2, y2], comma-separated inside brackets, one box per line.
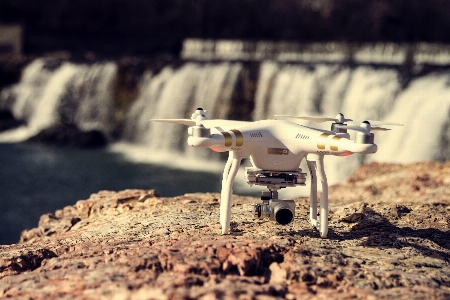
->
[274, 207, 294, 225]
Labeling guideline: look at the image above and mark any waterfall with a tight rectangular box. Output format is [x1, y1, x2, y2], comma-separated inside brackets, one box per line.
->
[58, 62, 117, 134]
[369, 72, 450, 163]
[5, 59, 53, 121]
[253, 63, 352, 119]
[121, 68, 174, 143]
[116, 62, 243, 169]
[253, 63, 401, 120]
[1, 51, 449, 187]
[252, 62, 450, 185]
[0, 60, 79, 142]
[122, 62, 243, 145]
[0, 59, 117, 142]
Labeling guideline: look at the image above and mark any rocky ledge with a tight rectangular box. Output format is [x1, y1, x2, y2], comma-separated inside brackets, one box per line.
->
[0, 162, 449, 299]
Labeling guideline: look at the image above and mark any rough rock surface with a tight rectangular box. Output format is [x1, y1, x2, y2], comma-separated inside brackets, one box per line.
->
[0, 161, 449, 299]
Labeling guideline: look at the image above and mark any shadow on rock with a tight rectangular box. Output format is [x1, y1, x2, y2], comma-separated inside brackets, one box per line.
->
[340, 206, 450, 263]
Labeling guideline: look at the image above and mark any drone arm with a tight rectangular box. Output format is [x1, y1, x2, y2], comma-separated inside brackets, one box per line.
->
[220, 151, 242, 234]
[339, 138, 378, 154]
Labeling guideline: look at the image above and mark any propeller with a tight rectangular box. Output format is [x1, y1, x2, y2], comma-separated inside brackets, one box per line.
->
[151, 107, 205, 127]
[340, 120, 403, 133]
[151, 118, 196, 126]
[275, 113, 403, 135]
[337, 121, 387, 134]
[275, 113, 353, 123]
[151, 108, 251, 129]
[336, 120, 403, 144]
[151, 118, 251, 129]
[350, 120, 404, 127]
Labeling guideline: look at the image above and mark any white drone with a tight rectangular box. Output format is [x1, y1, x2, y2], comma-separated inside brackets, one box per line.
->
[153, 108, 402, 238]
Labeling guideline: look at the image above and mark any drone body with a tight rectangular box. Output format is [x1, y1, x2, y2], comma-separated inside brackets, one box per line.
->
[153, 108, 402, 238]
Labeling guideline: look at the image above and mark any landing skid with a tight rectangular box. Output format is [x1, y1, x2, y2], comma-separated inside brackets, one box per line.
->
[307, 154, 328, 238]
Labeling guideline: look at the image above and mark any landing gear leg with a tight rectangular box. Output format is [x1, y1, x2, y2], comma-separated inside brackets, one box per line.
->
[307, 154, 328, 238]
[220, 151, 242, 234]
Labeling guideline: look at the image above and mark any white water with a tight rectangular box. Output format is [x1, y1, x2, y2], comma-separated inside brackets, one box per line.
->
[120, 62, 243, 162]
[0, 61, 79, 142]
[0, 59, 117, 142]
[7, 59, 52, 121]
[251, 62, 450, 186]
[370, 72, 450, 163]
[68, 63, 117, 134]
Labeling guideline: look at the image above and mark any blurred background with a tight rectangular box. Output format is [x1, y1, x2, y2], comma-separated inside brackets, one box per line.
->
[0, 0, 449, 244]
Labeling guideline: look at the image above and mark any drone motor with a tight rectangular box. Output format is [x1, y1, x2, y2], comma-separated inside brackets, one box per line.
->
[331, 122, 348, 133]
[189, 124, 211, 138]
[355, 131, 375, 144]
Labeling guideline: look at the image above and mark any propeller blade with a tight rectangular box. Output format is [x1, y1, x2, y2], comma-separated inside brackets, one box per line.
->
[371, 127, 391, 131]
[151, 119, 196, 126]
[296, 116, 337, 123]
[337, 124, 391, 133]
[151, 118, 251, 129]
[275, 115, 352, 123]
[351, 120, 404, 127]
[369, 121, 403, 126]
[338, 125, 370, 134]
[275, 115, 335, 122]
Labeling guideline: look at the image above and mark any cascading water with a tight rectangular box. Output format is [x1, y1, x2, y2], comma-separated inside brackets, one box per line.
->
[0, 59, 65, 142]
[253, 63, 353, 120]
[58, 62, 117, 134]
[121, 68, 174, 144]
[0, 59, 117, 142]
[369, 72, 450, 163]
[3, 59, 52, 121]
[125, 62, 242, 149]
[115, 62, 243, 170]
[251, 62, 450, 185]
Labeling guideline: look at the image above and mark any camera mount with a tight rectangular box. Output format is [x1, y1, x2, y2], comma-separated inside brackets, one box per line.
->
[247, 168, 305, 225]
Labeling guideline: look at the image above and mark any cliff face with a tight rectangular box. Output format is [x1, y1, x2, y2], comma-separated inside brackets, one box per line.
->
[0, 162, 449, 299]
